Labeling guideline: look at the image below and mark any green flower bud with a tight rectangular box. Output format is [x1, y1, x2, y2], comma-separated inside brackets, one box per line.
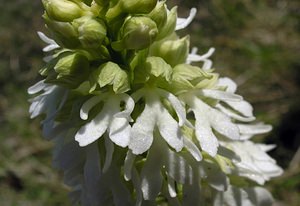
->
[44, 14, 80, 48]
[156, 6, 177, 40]
[171, 64, 216, 93]
[42, 0, 83, 22]
[147, 1, 167, 30]
[50, 52, 90, 88]
[119, 0, 157, 14]
[91, 62, 130, 93]
[112, 17, 158, 51]
[54, 52, 89, 77]
[150, 36, 190, 67]
[73, 16, 107, 48]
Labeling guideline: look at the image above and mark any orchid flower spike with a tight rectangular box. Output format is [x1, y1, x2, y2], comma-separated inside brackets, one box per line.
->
[29, 0, 282, 205]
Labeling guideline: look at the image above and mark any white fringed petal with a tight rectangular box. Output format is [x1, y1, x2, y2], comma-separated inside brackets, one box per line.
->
[109, 117, 131, 147]
[157, 103, 183, 152]
[195, 98, 240, 140]
[113, 94, 135, 119]
[158, 88, 186, 126]
[183, 136, 202, 161]
[37, 31, 60, 52]
[194, 108, 219, 156]
[238, 123, 272, 135]
[217, 77, 237, 93]
[200, 89, 242, 101]
[129, 103, 156, 155]
[103, 136, 114, 172]
[176, 8, 197, 30]
[187, 47, 215, 70]
[124, 151, 136, 181]
[223, 141, 283, 184]
[75, 108, 111, 146]
[226, 100, 254, 117]
[216, 103, 255, 122]
[27, 80, 46, 94]
[80, 96, 103, 120]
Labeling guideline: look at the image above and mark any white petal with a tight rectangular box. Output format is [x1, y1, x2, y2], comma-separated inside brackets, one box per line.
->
[124, 151, 136, 181]
[167, 176, 177, 198]
[203, 59, 213, 70]
[157, 103, 184, 152]
[257, 144, 276, 152]
[194, 109, 219, 156]
[238, 124, 272, 135]
[187, 47, 215, 62]
[75, 107, 111, 146]
[141, 148, 164, 200]
[245, 187, 274, 206]
[176, 8, 197, 30]
[43, 44, 60, 52]
[225, 100, 254, 117]
[164, 147, 193, 184]
[216, 103, 255, 122]
[200, 89, 242, 101]
[209, 108, 240, 140]
[113, 94, 135, 119]
[28, 80, 46, 94]
[37, 31, 57, 45]
[217, 77, 237, 93]
[109, 117, 131, 147]
[183, 136, 202, 161]
[158, 89, 186, 126]
[103, 136, 114, 173]
[84, 143, 102, 192]
[80, 96, 103, 120]
[255, 161, 283, 175]
[29, 97, 46, 118]
[194, 98, 240, 140]
[129, 104, 156, 154]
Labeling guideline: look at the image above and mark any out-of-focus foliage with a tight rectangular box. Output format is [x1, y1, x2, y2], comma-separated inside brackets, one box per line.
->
[0, 0, 299, 205]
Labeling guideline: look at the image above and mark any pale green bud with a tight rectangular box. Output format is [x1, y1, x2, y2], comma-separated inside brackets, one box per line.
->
[156, 6, 177, 40]
[171, 64, 216, 92]
[43, 52, 90, 88]
[92, 62, 130, 93]
[112, 17, 158, 51]
[134, 56, 172, 84]
[150, 36, 190, 67]
[44, 13, 80, 48]
[147, 1, 167, 30]
[73, 16, 107, 48]
[54, 52, 89, 77]
[42, 0, 83, 22]
[119, 0, 157, 14]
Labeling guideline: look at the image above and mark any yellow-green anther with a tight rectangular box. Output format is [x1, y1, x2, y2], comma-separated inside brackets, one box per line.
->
[119, 0, 157, 14]
[42, 0, 83, 22]
[54, 52, 89, 78]
[112, 16, 158, 51]
[150, 36, 190, 67]
[147, 1, 167, 30]
[156, 6, 177, 40]
[73, 16, 107, 48]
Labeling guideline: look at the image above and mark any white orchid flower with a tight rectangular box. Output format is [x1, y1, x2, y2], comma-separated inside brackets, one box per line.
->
[75, 93, 134, 148]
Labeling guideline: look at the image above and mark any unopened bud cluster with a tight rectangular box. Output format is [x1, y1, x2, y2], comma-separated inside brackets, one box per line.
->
[40, 0, 186, 91]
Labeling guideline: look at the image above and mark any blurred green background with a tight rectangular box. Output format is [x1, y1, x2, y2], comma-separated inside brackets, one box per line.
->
[0, 0, 299, 205]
